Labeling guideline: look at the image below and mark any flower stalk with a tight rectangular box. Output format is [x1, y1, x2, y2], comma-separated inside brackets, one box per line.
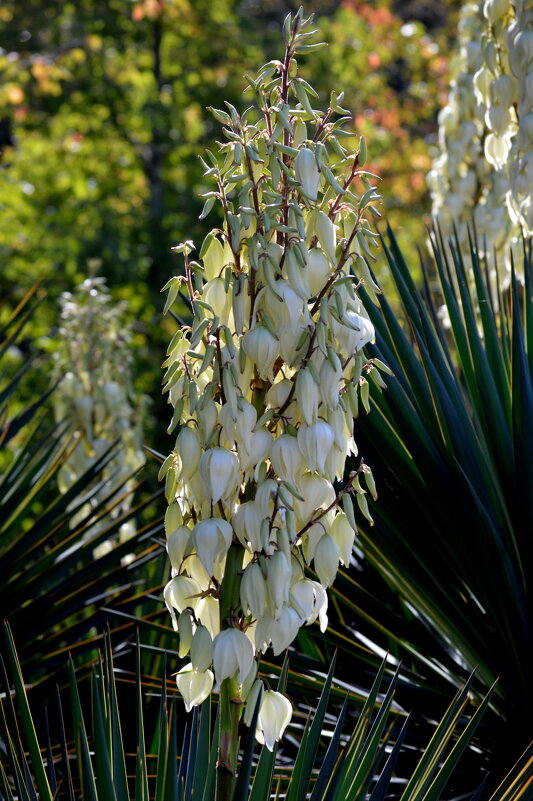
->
[161, 6, 387, 784]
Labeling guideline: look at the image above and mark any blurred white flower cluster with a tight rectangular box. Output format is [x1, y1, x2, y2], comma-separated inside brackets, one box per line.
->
[161, 11, 388, 749]
[428, 0, 533, 258]
[53, 276, 145, 557]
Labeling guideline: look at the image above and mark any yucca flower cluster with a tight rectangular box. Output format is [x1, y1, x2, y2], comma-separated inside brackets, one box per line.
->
[161, 10, 387, 755]
[53, 276, 145, 555]
[429, 0, 533, 258]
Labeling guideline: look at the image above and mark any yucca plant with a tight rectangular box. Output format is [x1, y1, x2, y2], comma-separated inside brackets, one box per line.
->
[3, 620, 531, 801]
[0, 285, 165, 684]
[325, 225, 532, 789]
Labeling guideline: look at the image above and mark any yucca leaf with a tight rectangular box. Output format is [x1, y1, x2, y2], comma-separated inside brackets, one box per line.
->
[309, 695, 348, 801]
[3, 622, 53, 801]
[286, 652, 337, 801]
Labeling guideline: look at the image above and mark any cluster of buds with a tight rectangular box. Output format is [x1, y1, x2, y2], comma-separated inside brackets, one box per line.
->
[428, 0, 533, 261]
[161, 10, 387, 750]
[53, 276, 145, 555]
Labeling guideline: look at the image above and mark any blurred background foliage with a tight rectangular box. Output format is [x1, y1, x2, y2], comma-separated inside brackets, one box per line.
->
[0, 0, 459, 452]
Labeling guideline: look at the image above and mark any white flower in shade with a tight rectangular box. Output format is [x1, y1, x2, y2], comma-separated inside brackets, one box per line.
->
[297, 421, 334, 474]
[266, 378, 294, 412]
[301, 522, 327, 563]
[232, 501, 262, 552]
[270, 434, 304, 487]
[254, 478, 278, 520]
[270, 606, 302, 654]
[240, 562, 268, 619]
[176, 664, 214, 713]
[284, 247, 310, 300]
[166, 525, 192, 571]
[310, 580, 328, 632]
[256, 690, 293, 751]
[196, 398, 218, 445]
[195, 595, 221, 638]
[190, 625, 213, 673]
[239, 428, 273, 475]
[242, 326, 279, 381]
[331, 512, 355, 566]
[203, 277, 233, 326]
[319, 359, 343, 410]
[307, 248, 330, 296]
[261, 283, 306, 334]
[164, 575, 202, 629]
[193, 517, 233, 578]
[313, 533, 340, 587]
[289, 579, 316, 622]
[267, 550, 292, 617]
[176, 425, 202, 481]
[212, 628, 254, 685]
[295, 368, 319, 426]
[294, 146, 320, 201]
[177, 610, 193, 657]
[164, 502, 183, 537]
[293, 474, 335, 526]
[199, 447, 240, 505]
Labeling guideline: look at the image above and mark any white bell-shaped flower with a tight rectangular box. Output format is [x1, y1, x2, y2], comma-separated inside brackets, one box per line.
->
[313, 533, 340, 587]
[267, 550, 292, 617]
[293, 474, 335, 526]
[256, 690, 293, 751]
[270, 434, 305, 487]
[242, 326, 280, 381]
[176, 664, 214, 713]
[240, 562, 268, 619]
[191, 625, 214, 673]
[314, 210, 337, 264]
[295, 368, 319, 426]
[176, 425, 202, 481]
[193, 517, 233, 578]
[331, 512, 355, 566]
[319, 359, 343, 410]
[270, 606, 302, 654]
[195, 595, 221, 639]
[164, 575, 202, 629]
[307, 248, 331, 296]
[166, 525, 192, 571]
[199, 447, 240, 504]
[232, 501, 262, 552]
[212, 628, 255, 685]
[297, 421, 334, 474]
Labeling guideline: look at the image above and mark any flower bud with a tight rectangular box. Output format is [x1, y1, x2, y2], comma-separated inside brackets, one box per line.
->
[193, 517, 233, 578]
[191, 625, 213, 672]
[294, 146, 320, 201]
[314, 210, 337, 264]
[256, 690, 293, 751]
[176, 664, 214, 713]
[212, 628, 255, 685]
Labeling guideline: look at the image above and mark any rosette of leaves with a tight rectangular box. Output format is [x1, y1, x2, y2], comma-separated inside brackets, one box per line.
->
[53, 276, 145, 554]
[159, 8, 391, 789]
